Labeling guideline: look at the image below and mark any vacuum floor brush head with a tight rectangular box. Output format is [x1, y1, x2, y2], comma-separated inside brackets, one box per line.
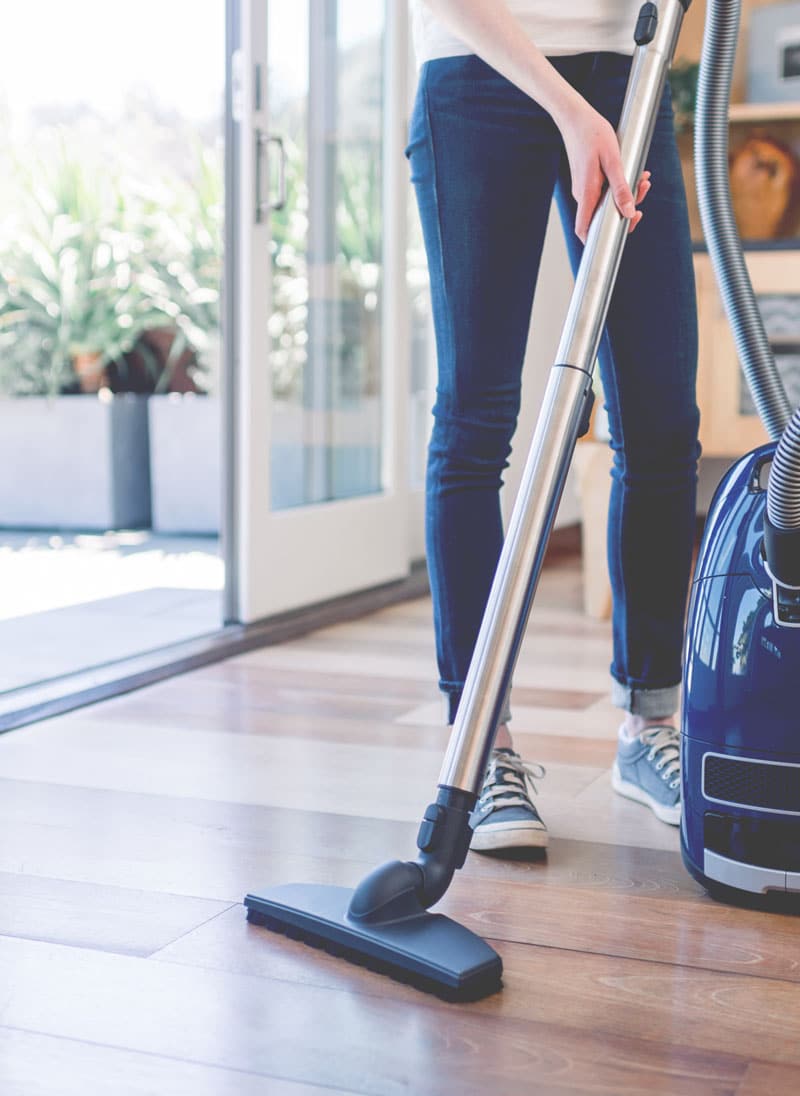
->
[245, 883, 503, 1002]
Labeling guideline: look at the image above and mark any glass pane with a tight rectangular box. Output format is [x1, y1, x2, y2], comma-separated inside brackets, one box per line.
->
[268, 0, 385, 509]
[0, 1, 224, 696]
[408, 177, 434, 491]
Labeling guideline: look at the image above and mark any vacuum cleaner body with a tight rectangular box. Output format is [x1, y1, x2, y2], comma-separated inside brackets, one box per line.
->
[681, 442, 800, 897]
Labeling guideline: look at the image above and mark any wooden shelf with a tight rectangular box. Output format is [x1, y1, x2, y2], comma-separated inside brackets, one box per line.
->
[694, 249, 799, 458]
[692, 239, 800, 252]
[728, 101, 800, 123]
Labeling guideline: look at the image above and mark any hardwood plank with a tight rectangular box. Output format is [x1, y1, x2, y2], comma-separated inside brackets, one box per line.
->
[71, 694, 618, 763]
[736, 1061, 800, 1096]
[0, 777, 696, 903]
[70, 685, 621, 768]
[9, 782, 777, 992]
[0, 775, 727, 990]
[1, 769, 783, 991]
[462, 835, 698, 896]
[86, 665, 434, 725]
[137, 851, 800, 993]
[0, 779, 385, 901]
[234, 641, 613, 693]
[0, 934, 746, 1095]
[155, 904, 800, 1068]
[0, 1028, 344, 1096]
[509, 686, 605, 710]
[395, 697, 624, 744]
[382, 597, 611, 639]
[491, 731, 616, 766]
[0, 719, 444, 821]
[301, 619, 612, 665]
[83, 703, 449, 747]
[0, 872, 230, 957]
[0, 720, 604, 823]
[85, 662, 600, 724]
[560, 766, 681, 850]
[4, 551, 795, 1092]
[436, 872, 800, 985]
[497, 944, 800, 1068]
[101, 660, 442, 705]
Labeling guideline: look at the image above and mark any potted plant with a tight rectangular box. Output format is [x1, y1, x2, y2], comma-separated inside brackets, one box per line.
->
[265, 133, 384, 509]
[0, 143, 177, 529]
[142, 144, 224, 534]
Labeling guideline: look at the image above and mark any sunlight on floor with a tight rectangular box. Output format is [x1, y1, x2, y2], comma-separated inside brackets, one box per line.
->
[0, 531, 223, 622]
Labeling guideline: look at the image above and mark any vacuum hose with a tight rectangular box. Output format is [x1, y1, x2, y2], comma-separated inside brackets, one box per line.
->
[765, 410, 800, 585]
[695, 0, 800, 583]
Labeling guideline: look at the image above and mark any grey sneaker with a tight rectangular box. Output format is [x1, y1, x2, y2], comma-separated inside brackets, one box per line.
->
[612, 724, 681, 825]
[470, 748, 548, 852]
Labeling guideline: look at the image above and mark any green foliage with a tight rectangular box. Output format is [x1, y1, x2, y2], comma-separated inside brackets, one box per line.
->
[337, 145, 381, 267]
[670, 62, 700, 135]
[268, 136, 310, 399]
[0, 133, 222, 397]
[267, 134, 383, 401]
[129, 139, 223, 392]
[0, 113, 379, 403]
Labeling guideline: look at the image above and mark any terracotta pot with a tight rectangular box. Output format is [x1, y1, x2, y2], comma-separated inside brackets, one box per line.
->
[730, 134, 800, 240]
[107, 327, 202, 394]
[72, 350, 107, 393]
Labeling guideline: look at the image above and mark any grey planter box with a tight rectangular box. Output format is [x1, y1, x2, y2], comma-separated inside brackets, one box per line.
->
[0, 394, 151, 530]
[148, 394, 221, 534]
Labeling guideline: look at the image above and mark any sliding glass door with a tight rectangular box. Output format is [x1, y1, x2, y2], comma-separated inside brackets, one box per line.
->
[228, 0, 417, 621]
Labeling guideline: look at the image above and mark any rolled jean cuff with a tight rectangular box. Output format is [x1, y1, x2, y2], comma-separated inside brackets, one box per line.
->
[611, 678, 680, 719]
[442, 682, 512, 728]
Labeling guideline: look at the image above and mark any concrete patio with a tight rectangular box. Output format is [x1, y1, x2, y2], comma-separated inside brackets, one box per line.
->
[0, 531, 223, 694]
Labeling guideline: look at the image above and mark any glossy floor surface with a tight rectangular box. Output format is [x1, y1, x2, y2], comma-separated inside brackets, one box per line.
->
[1, 554, 798, 1094]
[0, 531, 222, 694]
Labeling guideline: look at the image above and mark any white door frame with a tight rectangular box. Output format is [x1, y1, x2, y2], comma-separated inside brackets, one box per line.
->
[224, 0, 419, 624]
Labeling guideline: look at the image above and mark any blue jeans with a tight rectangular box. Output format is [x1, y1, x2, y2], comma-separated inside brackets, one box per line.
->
[406, 52, 701, 725]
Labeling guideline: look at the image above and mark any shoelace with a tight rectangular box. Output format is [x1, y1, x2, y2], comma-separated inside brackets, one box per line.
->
[478, 750, 546, 811]
[641, 725, 681, 790]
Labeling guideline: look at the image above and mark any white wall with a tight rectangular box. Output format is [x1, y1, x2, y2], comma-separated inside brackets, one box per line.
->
[501, 202, 581, 530]
[697, 456, 736, 514]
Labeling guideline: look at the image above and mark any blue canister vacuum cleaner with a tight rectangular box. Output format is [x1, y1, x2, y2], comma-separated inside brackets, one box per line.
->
[681, 2, 800, 902]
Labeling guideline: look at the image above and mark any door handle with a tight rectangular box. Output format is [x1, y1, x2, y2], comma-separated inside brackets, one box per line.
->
[256, 131, 287, 221]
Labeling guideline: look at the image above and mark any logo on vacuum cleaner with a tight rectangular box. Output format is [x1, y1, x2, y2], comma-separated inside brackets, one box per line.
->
[760, 636, 782, 658]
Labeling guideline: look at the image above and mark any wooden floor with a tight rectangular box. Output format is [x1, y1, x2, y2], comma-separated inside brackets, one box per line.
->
[1, 553, 799, 1095]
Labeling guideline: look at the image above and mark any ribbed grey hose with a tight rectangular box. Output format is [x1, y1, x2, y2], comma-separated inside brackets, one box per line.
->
[694, 0, 792, 443]
[768, 409, 800, 529]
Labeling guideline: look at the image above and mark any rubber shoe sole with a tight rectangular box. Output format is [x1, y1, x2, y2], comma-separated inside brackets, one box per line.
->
[611, 760, 681, 826]
[470, 819, 549, 852]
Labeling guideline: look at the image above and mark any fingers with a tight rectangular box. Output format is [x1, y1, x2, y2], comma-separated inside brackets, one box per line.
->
[574, 172, 603, 244]
[574, 198, 592, 244]
[604, 151, 636, 220]
[635, 171, 652, 205]
[629, 172, 651, 234]
[574, 168, 652, 244]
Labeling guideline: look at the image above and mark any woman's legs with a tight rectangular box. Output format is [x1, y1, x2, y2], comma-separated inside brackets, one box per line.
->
[553, 53, 698, 823]
[407, 55, 578, 728]
[554, 52, 701, 724]
[407, 54, 589, 851]
[408, 50, 697, 832]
